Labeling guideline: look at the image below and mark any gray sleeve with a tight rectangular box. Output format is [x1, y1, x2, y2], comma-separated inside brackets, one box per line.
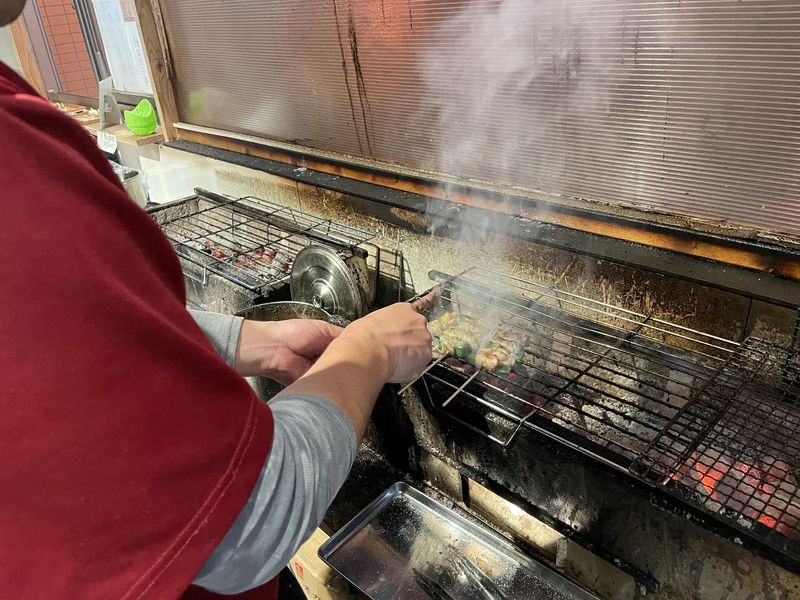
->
[193, 394, 359, 594]
[189, 309, 243, 367]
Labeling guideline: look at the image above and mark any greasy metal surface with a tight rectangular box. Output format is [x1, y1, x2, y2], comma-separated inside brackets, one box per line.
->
[160, 0, 800, 236]
[168, 135, 800, 291]
[320, 483, 597, 600]
[290, 245, 366, 321]
[414, 267, 800, 568]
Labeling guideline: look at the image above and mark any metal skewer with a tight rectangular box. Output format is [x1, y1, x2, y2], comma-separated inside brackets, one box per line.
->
[442, 368, 482, 407]
[398, 355, 447, 395]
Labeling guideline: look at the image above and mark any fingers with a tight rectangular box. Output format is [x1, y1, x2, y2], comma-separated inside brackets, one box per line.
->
[411, 286, 441, 313]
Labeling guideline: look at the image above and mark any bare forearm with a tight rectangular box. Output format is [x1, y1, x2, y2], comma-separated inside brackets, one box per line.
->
[275, 335, 390, 441]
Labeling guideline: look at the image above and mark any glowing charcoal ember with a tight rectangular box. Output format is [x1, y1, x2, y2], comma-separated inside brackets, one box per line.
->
[672, 449, 800, 540]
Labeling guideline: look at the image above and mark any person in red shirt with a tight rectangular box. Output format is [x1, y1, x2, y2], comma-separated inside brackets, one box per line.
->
[0, 2, 432, 598]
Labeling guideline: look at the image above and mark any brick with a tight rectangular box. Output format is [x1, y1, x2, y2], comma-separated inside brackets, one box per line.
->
[48, 14, 68, 26]
[50, 24, 71, 36]
[60, 69, 83, 82]
[71, 33, 87, 45]
[60, 53, 80, 65]
[52, 32, 73, 46]
[43, 4, 65, 15]
[54, 43, 76, 55]
[68, 21, 83, 33]
[60, 62, 82, 74]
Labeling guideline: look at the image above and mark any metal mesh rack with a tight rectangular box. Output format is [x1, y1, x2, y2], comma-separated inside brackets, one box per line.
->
[410, 267, 800, 559]
[155, 189, 375, 294]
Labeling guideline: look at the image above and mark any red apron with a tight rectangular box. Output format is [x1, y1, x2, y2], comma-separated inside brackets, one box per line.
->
[0, 63, 277, 599]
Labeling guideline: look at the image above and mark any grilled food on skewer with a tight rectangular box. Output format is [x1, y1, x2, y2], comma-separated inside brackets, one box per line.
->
[427, 312, 527, 375]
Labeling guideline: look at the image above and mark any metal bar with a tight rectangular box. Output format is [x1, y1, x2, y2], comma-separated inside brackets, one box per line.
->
[442, 369, 482, 408]
[456, 268, 739, 354]
[436, 280, 725, 379]
[634, 340, 778, 483]
[418, 271, 742, 456]
[167, 137, 800, 307]
[436, 277, 735, 368]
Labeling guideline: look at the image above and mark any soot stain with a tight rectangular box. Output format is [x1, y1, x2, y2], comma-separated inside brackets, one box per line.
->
[348, 8, 374, 154]
[331, 0, 364, 154]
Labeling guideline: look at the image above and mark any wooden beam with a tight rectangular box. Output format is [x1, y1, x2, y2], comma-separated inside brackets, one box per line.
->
[7, 14, 46, 97]
[132, 0, 179, 140]
[84, 122, 164, 147]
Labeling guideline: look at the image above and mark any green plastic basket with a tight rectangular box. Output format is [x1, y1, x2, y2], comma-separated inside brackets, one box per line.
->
[124, 99, 157, 136]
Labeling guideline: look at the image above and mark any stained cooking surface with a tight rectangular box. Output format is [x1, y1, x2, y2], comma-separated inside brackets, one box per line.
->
[155, 191, 375, 293]
[418, 267, 800, 565]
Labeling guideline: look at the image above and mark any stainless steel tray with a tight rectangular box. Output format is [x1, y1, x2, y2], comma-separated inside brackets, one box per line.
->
[319, 482, 598, 600]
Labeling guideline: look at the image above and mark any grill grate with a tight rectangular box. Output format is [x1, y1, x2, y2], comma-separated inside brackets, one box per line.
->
[412, 267, 800, 561]
[155, 189, 375, 294]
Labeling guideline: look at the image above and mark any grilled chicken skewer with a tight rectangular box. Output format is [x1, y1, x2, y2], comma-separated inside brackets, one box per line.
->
[427, 312, 527, 375]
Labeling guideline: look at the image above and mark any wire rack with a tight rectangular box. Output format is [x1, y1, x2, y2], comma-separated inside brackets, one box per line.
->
[155, 189, 375, 294]
[411, 267, 800, 560]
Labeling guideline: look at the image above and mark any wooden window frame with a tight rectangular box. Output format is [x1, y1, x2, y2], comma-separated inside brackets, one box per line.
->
[131, 0, 800, 290]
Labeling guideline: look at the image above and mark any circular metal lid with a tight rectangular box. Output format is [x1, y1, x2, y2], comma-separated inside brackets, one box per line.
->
[290, 245, 365, 321]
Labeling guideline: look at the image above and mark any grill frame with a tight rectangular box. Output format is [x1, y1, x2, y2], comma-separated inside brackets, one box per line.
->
[154, 188, 376, 296]
[412, 266, 800, 567]
[149, 190, 418, 314]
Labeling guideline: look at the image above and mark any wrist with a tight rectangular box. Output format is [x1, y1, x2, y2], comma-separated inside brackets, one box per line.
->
[235, 320, 280, 377]
[331, 330, 392, 382]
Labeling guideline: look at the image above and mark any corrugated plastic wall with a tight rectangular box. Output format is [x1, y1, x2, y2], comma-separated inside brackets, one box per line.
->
[160, 0, 800, 236]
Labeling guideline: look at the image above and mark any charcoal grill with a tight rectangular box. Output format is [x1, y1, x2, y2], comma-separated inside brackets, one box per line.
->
[149, 188, 414, 314]
[409, 267, 800, 571]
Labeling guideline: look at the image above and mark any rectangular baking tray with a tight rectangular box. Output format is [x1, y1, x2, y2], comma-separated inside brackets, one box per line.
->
[319, 482, 598, 600]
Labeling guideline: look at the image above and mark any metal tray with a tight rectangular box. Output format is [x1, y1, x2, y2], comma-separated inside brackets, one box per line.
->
[319, 482, 598, 600]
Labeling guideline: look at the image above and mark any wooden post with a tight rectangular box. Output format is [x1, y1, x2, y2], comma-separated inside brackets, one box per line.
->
[8, 15, 47, 97]
[133, 0, 179, 140]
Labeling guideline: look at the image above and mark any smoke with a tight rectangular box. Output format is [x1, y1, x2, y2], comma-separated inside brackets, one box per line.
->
[420, 0, 613, 253]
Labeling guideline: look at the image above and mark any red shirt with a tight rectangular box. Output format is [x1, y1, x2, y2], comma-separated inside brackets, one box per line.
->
[0, 64, 276, 599]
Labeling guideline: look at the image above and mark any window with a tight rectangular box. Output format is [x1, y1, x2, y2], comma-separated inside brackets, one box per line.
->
[16, 0, 152, 108]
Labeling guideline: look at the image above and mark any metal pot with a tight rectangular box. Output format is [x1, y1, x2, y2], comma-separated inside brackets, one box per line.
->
[238, 301, 338, 323]
[235, 301, 345, 400]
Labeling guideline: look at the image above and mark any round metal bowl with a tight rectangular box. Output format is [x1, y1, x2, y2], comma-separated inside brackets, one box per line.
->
[237, 301, 335, 323]
[235, 302, 341, 400]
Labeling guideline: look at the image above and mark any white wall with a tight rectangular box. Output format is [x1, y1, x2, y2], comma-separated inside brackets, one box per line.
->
[0, 26, 21, 72]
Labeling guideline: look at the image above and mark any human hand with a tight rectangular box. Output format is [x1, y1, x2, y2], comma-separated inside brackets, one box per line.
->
[235, 319, 343, 385]
[339, 303, 432, 384]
